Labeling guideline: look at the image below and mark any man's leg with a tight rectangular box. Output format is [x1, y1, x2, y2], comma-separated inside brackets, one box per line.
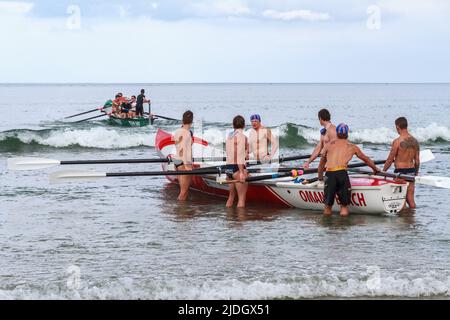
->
[406, 182, 416, 209]
[324, 205, 333, 216]
[323, 173, 335, 216]
[340, 206, 349, 217]
[177, 167, 191, 201]
[235, 181, 248, 208]
[226, 183, 236, 207]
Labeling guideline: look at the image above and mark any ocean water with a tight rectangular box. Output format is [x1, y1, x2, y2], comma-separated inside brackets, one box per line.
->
[1, 83, 450, 299]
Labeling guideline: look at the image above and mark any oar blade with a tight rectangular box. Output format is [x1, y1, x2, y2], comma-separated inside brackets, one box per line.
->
[416, 176, 450, 189]
[49, 170, 106, 184]
[420, 150, 435, 163]
[7, 158, 61, 171]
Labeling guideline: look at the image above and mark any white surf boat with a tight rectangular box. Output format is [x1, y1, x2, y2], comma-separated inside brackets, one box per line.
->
[156, 129, 408, 215]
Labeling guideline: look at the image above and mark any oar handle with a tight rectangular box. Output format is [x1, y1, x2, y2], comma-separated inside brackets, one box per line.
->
[353, 170, 416, 182]
[105, 169, 219, 177]
[279, 155, 312, 162]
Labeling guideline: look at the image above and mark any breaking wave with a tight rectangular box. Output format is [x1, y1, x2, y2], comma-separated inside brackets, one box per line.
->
[1, 123, 449, 152]
[290, 122, 450, 146]
[1, 273, 449, 300]
[0, 128, 155, 151]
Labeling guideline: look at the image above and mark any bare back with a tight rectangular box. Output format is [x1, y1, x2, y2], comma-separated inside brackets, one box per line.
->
[226, 130, 248, 165]
[173, 127, 192, 164]
[394, 135, 420, 168]
[322, 139, 358, 169]
[323, 123, 337, 147]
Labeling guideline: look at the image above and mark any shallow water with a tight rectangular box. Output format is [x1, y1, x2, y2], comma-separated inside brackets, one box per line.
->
[1, 83, 450, 299]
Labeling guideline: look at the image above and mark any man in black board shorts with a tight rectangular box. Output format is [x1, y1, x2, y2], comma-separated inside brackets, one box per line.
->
[136, 89, 150, 117]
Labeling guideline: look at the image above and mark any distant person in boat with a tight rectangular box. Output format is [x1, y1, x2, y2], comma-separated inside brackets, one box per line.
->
[120, 98, 133, 119]
[383, 117, 420, 209]
[173, 111, 194, 201]
[318, 123, 380, 217]
[112, 94, 122, 116]
[128, 95, 137, 118]
[304, 109, 337, 169]
[136, 89, 150, 118]
[248, 114, 279, 163]
[225, 115, 249, 208]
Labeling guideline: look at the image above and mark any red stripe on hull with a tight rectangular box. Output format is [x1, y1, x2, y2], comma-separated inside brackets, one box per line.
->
[189, 176, 292, 207]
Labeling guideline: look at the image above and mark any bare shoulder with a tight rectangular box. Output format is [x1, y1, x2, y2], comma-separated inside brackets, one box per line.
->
[348, 142, 361, 153]
[400, 135, 420, 150]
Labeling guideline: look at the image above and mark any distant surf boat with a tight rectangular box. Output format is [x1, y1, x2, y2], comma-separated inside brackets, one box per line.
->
[108, 114, 153, 127]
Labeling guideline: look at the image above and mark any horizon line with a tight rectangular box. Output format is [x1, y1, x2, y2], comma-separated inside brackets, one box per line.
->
[1, 82, 450, 85]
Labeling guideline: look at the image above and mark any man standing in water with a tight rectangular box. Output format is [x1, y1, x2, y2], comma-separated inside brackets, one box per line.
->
[248, 114, 279, 162]
[173, 111, 194, 201]
[304, 109, 337, 168]
[225, 116, 249, 208]
[318, 124, 380, 217]
[136, 89, 150, 117]
[383, 117, 420, 209]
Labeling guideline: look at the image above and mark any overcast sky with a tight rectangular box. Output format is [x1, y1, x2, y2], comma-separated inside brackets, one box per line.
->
[1, 0, 450, 83]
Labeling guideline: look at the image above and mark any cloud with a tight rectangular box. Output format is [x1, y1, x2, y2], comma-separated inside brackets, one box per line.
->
[262, 9, 330, 22]
[190, 0, 252, 17]
[0, 1, 34, 15]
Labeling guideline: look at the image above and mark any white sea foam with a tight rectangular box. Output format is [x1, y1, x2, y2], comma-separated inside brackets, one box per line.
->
[1, 123, 449, 150]
[1, 274, 449, 300]
[0, 128, 156, 149]
[297, 123, 450, 144]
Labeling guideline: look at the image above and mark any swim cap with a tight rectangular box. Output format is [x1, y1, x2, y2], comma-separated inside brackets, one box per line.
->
[336, 123, 349, 136]
[250, 114, 261, 122]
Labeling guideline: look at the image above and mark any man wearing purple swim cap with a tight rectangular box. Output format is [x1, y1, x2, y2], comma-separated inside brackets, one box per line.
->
[249, 114, 279, 162]
[304, 109, 337, 169]
[318, 123, 380, 217]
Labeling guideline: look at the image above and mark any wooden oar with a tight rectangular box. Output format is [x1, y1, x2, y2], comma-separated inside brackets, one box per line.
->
[350, 169, 450, 189]
[74, 113, 109, 123]
[50, 168, 222, 184]
[153, 114, 180, 121]
[7, 157, 226, 171]
[7, 153, 314, 171]
[65, 105, 111, 119]
[224, 151, 435, 184]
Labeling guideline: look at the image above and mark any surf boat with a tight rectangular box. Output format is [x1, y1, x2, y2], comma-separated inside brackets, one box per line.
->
[155, 129, 408, 215]
[108, 114, 153, 127]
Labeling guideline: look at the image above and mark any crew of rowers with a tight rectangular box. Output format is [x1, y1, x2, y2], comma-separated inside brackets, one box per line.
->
[110, 89, 150, 119]
[172, 109, 420, 216]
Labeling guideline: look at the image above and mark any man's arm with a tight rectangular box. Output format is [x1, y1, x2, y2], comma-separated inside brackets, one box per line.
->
[304, 137, 324, 168]
[355, 146, 379, 173]
[237, 136, 248, 182]
[317, 146, 327, 181]
[383, 140, 399, 171]
[414, 140, 420, 176]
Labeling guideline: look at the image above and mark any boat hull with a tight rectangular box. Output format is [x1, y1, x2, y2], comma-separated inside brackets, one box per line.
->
[109, 116, 150, 127]
[155, 129, 407, 214]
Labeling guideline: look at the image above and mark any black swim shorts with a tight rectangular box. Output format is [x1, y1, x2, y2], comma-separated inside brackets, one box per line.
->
[324, 170, 352, 207]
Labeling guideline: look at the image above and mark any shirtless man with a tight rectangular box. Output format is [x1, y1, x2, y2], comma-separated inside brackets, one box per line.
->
[318, 123, 380, 217]
[248, 114, 279, 162]
[383, 117, 420, 209]
[225, 115, 249, 208]
[173, 111, 194, 201]
[304, 109, 337, 169]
